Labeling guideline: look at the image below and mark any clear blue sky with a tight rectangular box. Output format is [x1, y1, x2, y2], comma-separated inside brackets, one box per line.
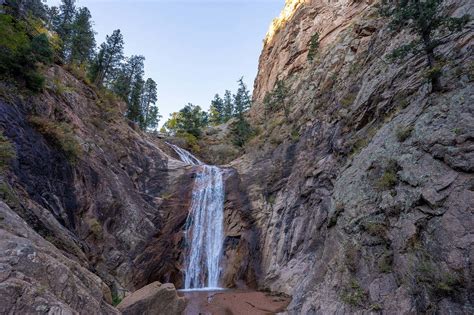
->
[46, 0, 284, 127]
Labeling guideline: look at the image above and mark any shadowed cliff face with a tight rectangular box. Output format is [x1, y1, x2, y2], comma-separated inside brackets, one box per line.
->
[234, 0, 474, 313]
[0, 65, 257, 311]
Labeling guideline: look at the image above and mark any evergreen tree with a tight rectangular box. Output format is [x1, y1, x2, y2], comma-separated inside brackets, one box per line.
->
[55, 0, 76, 59]
[231, 77, 252, 146]
[233, 77, 251, 118]
[112, 55, 145, 101]
[383, 0, 470, 92]
[127, 76, 144, 124]
[209, 93, 224, 125]
[69, 7, 95, 64]
[140, 78, 160, 130]
[223, 89, 233, 122]
[4, 0, 47, 19]
[90, 29, 124, 87]
[264, 80, 290, 119]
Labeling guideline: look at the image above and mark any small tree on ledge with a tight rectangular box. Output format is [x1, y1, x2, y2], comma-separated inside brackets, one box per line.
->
[382, 0, 470, 92]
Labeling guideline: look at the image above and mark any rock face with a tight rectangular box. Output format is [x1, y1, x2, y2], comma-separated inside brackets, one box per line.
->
[233, 0, 474, 313]
[117, 282, 186, 315]
[0, 201, 118, 314]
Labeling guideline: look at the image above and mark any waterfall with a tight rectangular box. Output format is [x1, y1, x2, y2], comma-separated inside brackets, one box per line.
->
[168, 143, 224, 290]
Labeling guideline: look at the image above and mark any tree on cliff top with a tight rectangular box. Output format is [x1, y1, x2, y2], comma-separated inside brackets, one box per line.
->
[383, 0, 470, 92]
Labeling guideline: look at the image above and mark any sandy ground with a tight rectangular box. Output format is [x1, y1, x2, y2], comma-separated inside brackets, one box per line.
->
[178, 289, 291, 315]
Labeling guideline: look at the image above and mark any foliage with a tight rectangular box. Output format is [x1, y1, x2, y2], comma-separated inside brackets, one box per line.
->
[0, 133, 16, 172]
[264, 80, 290, 118]
[223, 90, 234, 121]
[112, 293, 123, 307]
[87, 218, 103, 239]
[69, 7, 95, 64]
[341, 279, 367, 307]
[231, 116, 253, 147]
[89, 29, 124, 87]
[209, 94, 225, 125]
[4, 0, 48, 20]
[376, 159, 399, 190]
[396, 125, 413, 142]
[233, 77, 252, 118]
[307, 32, 319, 62]
[0, 181, 20, 209]
[378, 250, 393, 273]
[382, 0, 471, 91]
[164, 104, 208, 138]
[28, 116, 82, 163]
[140, 78, 161, 130]
[0, 14, 53, 92]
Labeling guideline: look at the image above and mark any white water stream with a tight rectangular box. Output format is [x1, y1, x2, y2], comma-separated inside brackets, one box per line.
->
[168, 143, 224, 290]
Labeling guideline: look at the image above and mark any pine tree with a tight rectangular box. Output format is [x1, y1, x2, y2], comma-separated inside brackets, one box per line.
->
[55, 0, 76, 59]
[69, 7, 95, 64]
[383, 0, 470, 92]
[127, 76, 144, 123]
[112, 55, 145, 101]
[4, 0, 47, 20]
[231, 77, 252, 146]
[90, 29, 124, 87]
[140, 78, 160, 130]
[209, 93, 224, 125]
[223, 90, 233, 122]
[233, 77, 251, 118]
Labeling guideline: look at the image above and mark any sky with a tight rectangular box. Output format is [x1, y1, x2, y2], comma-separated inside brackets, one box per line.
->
[45, 0, 284, 127]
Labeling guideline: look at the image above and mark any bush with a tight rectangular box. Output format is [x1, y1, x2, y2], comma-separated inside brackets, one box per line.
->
[396, 125, 413, 142]
[28, 116, 82, 163]
[307, 33, 320, 62]
[0, 132, 16, 172]
[376, 159, 399, 190]
[87, 218, 103, 239]
[341, 279, 367, 307]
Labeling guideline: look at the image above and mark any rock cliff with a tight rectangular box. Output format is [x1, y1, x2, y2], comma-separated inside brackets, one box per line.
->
[233, 0, 474, 313]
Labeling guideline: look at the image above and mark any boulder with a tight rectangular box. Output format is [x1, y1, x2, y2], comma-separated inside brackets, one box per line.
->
[117, 282, 186, 315]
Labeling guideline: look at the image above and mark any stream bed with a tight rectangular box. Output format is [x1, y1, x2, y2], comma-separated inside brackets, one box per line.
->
[179, 289, 291, 315]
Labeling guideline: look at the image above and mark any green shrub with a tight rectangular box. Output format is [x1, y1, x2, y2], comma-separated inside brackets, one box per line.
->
[340, 92, 357, 107]
[396, 125, 413, 142]
[413, 255, 464, 299]
[0, 181, 20, 209]
[363, 221, 387, 238]
[28, 116, 82, 163]
[112, 293, 123, 306]
[307, 33, 320, 62]
[87, 218, 103, 239]
[341, 279, 367, 307]
[0, 133, 16, 172]
[378, 250, 393, 273]
[376, 159, 399, 190]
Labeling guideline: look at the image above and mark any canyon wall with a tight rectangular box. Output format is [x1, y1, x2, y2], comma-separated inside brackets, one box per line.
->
[235, 0, 474, 313]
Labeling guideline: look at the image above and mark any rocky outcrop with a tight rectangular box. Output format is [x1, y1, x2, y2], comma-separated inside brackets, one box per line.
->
[235, 0, 474, 313]
[117, 282, 186, 315]
[0, 201, 118, 314]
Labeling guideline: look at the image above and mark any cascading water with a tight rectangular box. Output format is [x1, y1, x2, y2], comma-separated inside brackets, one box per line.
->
[168, 143, 224, 290]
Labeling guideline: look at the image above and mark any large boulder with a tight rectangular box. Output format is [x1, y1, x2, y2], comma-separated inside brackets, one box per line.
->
[117, 282, 186, 315]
